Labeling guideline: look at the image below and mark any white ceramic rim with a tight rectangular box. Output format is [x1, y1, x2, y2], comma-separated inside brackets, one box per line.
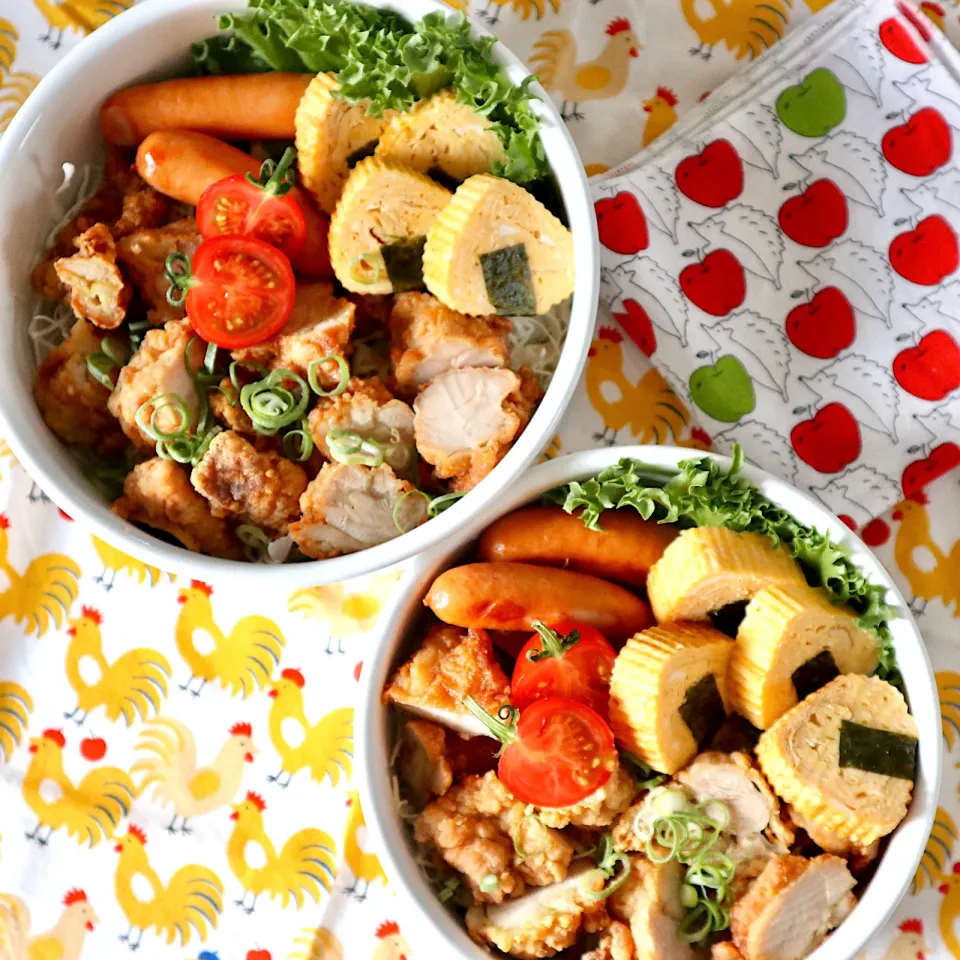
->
[0, 0, 598, 587]
[357, 445, 942, 960]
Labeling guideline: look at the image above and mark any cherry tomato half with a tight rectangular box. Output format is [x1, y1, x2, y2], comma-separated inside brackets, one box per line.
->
[512, 620, 617, 719]
[466, 695, 617, 807]
[196, 149, 307, 262]
[167, 235, 295, 349]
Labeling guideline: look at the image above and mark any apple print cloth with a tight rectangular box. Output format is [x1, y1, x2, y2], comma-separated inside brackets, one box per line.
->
[594, 0, 960, 526]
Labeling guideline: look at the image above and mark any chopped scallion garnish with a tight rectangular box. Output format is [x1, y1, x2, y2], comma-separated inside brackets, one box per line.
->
[135, 393, 192, 442]
[478, 874, 500, 893]
[240, 368, 309, 435]
[237, 523, 271, 562]
[583, 833, 631, 901]
[283, 420, 315, 462]
[392, 488, 430, 534]
[348, 252, 384, 286]
[427, 491, 466, 518]
[307, 353, 350, 397]
[327, 429, 385, 467]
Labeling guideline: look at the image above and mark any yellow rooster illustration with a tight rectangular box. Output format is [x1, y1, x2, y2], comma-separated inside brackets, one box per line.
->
[113, 824, 223, 949]
[227, 791, 337, 913]
[0, 514, 81, 637]
[288, 572, 400, 653]
[33, 0, 132, 49]
[681, 0, 792, 60]
[23, 728, 135, 846]
[912, 805, 957, 894]
[642, 86, 679, 147]
[91, 535, 162, 590]
[343, 791, 386, 901]
[0, 72, 39, 134]
[370, 922, 411, 960]
[267, 669, 353, 788]
[586, 327, 689, 446]
[531, 18, 642, 121]
[133, 717, 258, 834]
[0, 681, 33, 762]
[290, 927, 343, 960]
[0, 889, 98, 960]
[892, 495, 960, 617]
[940, 861, 960, 958]
[0, 18, 17, 74]
[176, 580, 285, 697]
[939, 671, 960, 751]
[63, 606, 170, 726]
[476, 0, 559, 24]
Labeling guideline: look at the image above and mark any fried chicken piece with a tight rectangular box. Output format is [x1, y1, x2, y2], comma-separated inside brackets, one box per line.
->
[288, 462, 427, 559]
[112, 458, 240, 558]
[112, 184, 171, 237]
[191, 430, 307, 534]
[713, 943, 745, 960]
[116, 218, 201, 325]
[108, 319, 205, 451]
[396, 719, 454, 809]
[232, 282, 355, 385]
[389, 292, 511, 395]
[308, 376, 415, 473]
[538, 766, 637, 829]
[384, 624, 511, 737]
[416, 771, 575, 905]
[33, 319, 127, 454]
[209, 377, 256, 436]
[465, 862, 608, 959]
[730, 855, 855, 960]
[54, 223, 132, 329]
[583, 921, 636, 960]
[610, 858, 695, 960]
[414, 365, 541, 492]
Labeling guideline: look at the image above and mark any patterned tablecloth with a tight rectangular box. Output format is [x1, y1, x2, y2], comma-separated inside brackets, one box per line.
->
[1, 2, 960, 960]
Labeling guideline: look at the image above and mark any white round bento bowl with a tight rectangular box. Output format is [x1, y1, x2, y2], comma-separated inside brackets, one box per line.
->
[0, 0, 597, 586]
[357, 445, 941, 960]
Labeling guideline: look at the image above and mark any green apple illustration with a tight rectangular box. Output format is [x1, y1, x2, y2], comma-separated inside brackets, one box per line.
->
[775, 68, 846, 137]
[689, 355, 755, 422]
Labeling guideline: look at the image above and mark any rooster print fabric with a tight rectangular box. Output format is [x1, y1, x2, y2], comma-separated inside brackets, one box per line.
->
[3, 0, 960, 959]
[596, 0, 960, 525]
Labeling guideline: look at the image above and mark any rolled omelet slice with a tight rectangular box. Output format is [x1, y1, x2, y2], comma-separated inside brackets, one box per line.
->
[295, 72, 398, 214]
[646, 527, 805, 623]
[609, 622, 734, 774]
[422, 174, 574, 317]
[375, 89, 506, 185]
[729, 583, 879, 730]
[328, 157, 452, 295]
[756, 674, 918, 846]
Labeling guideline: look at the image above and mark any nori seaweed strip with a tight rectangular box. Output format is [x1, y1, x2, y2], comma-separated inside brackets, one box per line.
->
[838, 720, 917, 781]
[480, 244, 536, 316]
[679, 673, 726, 749]
[709, 601, 748, 638]
[791, 650, 841, 701]
[382, 236, 427, 293]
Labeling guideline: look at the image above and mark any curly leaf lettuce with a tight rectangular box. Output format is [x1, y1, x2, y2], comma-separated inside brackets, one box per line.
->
[192, 0, 548, 184]
[545, 446, 901, 689]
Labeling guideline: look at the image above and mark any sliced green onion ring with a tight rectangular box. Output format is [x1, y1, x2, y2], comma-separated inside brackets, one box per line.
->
[327, 429, 385, 467]
[204, 342, 218, 375]
[583, 833, 632, 901]
[392, 488, 430, 534]
[229, 359, 268, 393]
[478, 874, 499, 893]
[85, 353, 119, 389]
[237, 523, 271, 562]
[135, 393, 192, 442]
[240, 369, 309, 435]
[513, 813, 549, 860]
[349, 252, 384, 286]
[283, 420, 315, 462]
[308, 354, 350, 397]
[427, 492, 466, 518]
[101, 337, 129, 367]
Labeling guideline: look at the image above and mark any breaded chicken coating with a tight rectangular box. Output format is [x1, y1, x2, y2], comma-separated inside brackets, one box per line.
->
[537, 766, 638, 830]
[416, 771, 575, 904]
[112, 458, 240, 558]
[33, 320, 127, 454]
[54, 223, 132, 329]
[389, 292, 511, 395]
[191, 430, 308, 534]
[108, 319, 205, 451]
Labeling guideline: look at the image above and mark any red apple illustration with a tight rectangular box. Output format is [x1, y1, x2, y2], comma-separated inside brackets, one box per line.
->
[614, 299, 657, 356]
[894, 330, 960, 400]
[838, 514, 857, 530]
[674, 140, 744, 207]
[246, 951, 271, 960]
[882, 108, 951, 176]
[791, 403, 861, 473]
[785, 287, 855, 359]
[778, 179, 848, 247]
[679, 249, 746, 316]
[861, 518, 891, 546]
[80, 736, 107, 761]
[890, 215, 959, 285]
[879, 17, 928, 62]
[902, 442, 960, 499]
[595, 193, 648, 254]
